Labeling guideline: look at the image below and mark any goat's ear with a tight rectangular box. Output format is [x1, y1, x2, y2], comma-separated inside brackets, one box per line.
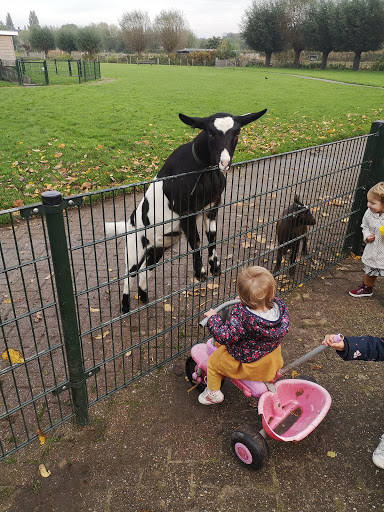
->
[294, 194, 300, 204]
[179, 113, 205, 130]
[236, 109, 267, 127]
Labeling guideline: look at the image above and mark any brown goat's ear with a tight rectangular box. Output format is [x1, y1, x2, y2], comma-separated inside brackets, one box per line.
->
[179, 113, 205, 129]
[294, 194, 300, 204]
[236, 109, 267, 127]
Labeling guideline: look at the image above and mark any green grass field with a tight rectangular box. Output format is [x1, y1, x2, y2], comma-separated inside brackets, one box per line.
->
[1, 64, 383, 211]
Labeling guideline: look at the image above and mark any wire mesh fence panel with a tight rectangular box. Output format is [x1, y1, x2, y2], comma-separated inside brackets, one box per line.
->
[15, 59, 101, 86]
[16, 60, 48, 85]
[0, 133, 373, 459]
[62, 134, 370, 406]
[0, 209, 73, 459]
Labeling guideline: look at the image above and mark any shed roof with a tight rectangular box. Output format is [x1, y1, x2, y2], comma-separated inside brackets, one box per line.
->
[0, 30, 18, 36]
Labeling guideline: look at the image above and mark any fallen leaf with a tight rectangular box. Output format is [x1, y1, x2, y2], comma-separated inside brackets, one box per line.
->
[39, 464, 51, 477]
[89, 307, 100, 313]
[327, 451, 336, 458]
[1, 349, 24, 365]
[36, 429, 46, 445]
[207, 283, 219, 290]
[3, 299, 11, 304]
[291, 370, 299, 378]
[164, 303, 173, 312]
[13, 199, 24, 208]
[125, 351, 132, 357]
[94, 331, 110, 340]
[310, 364, 322, 370]
[33, 312, 43, 323]
[58, 143, 65, 149]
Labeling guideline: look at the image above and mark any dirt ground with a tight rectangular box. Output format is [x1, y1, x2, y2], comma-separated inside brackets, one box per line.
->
[0, 255, 383, 512]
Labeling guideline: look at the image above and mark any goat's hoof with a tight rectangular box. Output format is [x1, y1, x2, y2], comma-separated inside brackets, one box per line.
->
[210, 267, 222, 277]
[122, 294, 130, 313]
[195, 271, 207, 282]
[138, 288, 148, 303]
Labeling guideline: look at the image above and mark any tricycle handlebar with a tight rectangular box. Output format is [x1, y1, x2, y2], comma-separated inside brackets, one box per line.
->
[199, 299, 241, 327]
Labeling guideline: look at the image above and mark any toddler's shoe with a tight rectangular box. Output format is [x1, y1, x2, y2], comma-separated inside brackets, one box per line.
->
[349, 283, 373, 297]
[198, 387, 224, 405]
[372, 435, 384, 469]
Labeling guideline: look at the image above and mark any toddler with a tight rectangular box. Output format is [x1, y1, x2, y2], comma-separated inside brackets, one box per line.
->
[199, 266, 289, 405]
[349, 181, 384, 297]
[322, 333, 384, 469]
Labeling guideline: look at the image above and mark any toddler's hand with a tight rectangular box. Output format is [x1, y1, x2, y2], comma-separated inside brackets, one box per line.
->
[204, 309, 217, 319]
[322, 334, 345, 351]
[366, 234, 375, 243]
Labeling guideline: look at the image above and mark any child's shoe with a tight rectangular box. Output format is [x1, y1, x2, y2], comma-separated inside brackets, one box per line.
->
[349, 283, 373, 297]
[372, 435, 384, 469]
[198, 387, 224, 405]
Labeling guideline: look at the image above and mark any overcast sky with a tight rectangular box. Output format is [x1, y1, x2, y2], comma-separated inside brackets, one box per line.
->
[4, 0, 253, 38]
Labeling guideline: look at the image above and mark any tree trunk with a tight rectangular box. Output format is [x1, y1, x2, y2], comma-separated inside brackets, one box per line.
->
[352, 51, 361, 71]
[320, 52, 329, 70]
[265, 52, 272, 67]
[293, 49, 301, 68]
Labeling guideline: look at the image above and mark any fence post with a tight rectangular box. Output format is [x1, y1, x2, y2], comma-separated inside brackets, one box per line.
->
[15, 59, 23, 85]
[41, 191, 89, 427]
[77, 60, 81, 83]
[43, 60, 49, 85]
[345, 120, 384, 255]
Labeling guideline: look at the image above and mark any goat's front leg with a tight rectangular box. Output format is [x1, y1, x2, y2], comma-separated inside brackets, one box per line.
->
[203, 210, 221, 276]
[273, 247, 283, 275]
[289, 241, 300, 277]
[180, 216, 206, 281]
[138, 245, 166, 303]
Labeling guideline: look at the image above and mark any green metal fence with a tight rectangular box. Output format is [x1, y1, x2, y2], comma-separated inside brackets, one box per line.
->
[0, 122, 383, 459]
[15, 59, 101, 86]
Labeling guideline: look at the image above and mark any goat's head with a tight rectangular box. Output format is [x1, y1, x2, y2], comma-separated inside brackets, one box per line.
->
[179, 110, 267, 171]
[293, 195, 316, 226]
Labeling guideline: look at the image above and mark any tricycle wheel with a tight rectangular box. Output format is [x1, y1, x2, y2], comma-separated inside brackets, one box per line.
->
[231, 425, 269, 470]
[185, 356, 206, 393]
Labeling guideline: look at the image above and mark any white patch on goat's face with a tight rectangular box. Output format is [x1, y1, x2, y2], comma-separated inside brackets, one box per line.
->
[219, 149, 231, 171]
[214, 117, 234, 134]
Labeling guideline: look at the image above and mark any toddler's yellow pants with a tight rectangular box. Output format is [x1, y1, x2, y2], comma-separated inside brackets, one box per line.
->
[207, 344, 283, 391]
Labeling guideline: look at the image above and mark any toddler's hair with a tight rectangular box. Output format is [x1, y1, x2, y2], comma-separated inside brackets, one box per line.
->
[237, 266, 276, 310]
[368, 182, 384, 204]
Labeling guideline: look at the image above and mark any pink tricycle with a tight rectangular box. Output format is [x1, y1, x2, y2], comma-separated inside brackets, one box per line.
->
[186, 299, 332, 470]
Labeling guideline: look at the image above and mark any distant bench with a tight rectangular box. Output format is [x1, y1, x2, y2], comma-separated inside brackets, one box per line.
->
[137, 60, 156, 65]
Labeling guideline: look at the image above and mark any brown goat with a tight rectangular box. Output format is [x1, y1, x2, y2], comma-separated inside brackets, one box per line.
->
[273, 196, 316, 277]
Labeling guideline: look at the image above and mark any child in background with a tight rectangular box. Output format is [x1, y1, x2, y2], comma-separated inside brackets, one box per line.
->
[322, 333, 384, 469]
[349, 181, 384, 297]
[199, 266, 289, 405]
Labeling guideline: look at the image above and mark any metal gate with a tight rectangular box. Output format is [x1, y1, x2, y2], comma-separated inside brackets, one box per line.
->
[0, 121, 383, 459]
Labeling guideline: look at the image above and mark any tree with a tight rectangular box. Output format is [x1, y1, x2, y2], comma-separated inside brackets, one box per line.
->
[331, 0, 384, 71]
[96, 23, 124, 53]
[154, 9, 189, 54]
[217, 38, 238, 59]
[241, 0, 285, 66]
[303, 0, 335, 69]
[119, 10, 152, 54]
[206, 36, 221, 49]
[0, 20, 7, 30]
[281, 0, 311, 67]
[6, 13, 15, 30]
[18, 29, 31, 56]
[56, 26, 78, 55]
[28, 10, 39, 28]
[77, 27, 102, 58]
[29, 26, 55, 58]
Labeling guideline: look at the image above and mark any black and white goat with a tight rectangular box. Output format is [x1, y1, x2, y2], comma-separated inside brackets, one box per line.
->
[106, 109, 267, 312]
